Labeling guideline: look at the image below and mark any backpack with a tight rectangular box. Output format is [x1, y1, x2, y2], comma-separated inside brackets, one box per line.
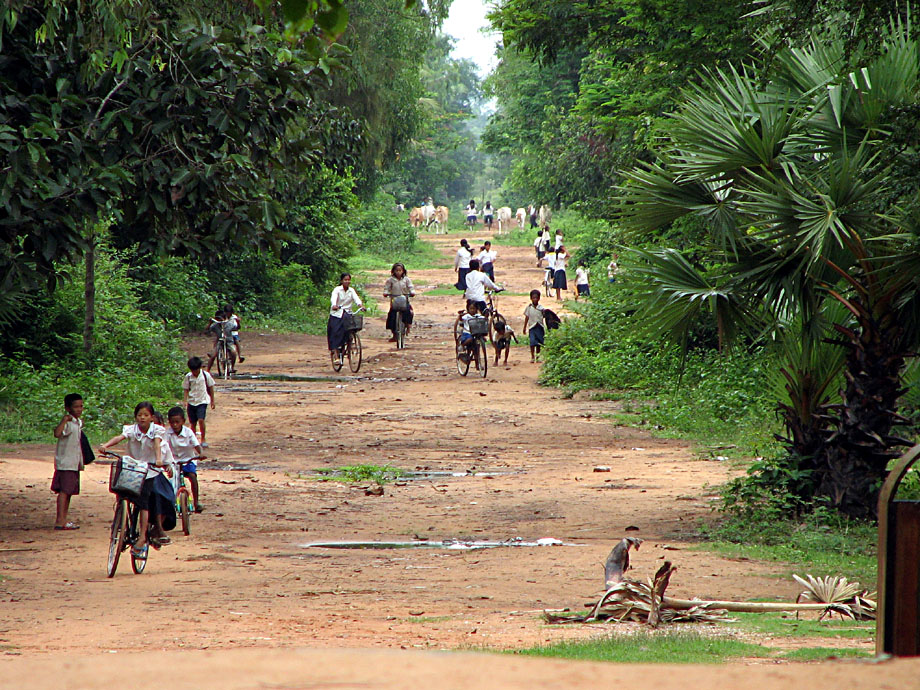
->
[543, 308, 561, 330]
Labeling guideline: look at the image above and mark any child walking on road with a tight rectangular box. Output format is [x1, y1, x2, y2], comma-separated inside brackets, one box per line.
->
[183, 356, 215, 448]
[522, 290, 546, 363]
[51, 393, 86, 530]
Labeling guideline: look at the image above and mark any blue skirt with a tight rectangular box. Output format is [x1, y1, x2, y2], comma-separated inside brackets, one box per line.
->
[456, 267, 470, 290]
[553, 269, 567, 290]
[327, 314, 346, 351]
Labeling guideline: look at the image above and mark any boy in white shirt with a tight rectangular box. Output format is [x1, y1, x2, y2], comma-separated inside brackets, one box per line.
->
[183, 356, 216, 448]
[52, 393, 85, 530]
[534, 230, 545, 267]
[167, 406, 206, 513]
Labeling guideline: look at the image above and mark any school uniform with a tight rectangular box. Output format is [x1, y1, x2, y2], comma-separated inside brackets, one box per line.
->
[183, 370, 214, 424]
[51, 416, 83, 496]
[544, 252, 556, 286]
[524, 304, 546, 347]
[576, 266, 590, 296]
[459, 313, 486, 346]
[533, 233, 545, 259]
[478, 249, 497, 281]
[553, 252, 568, 290]
[454, 246, 472, 290]
[123, 422, 176, 530]
[464, 269, 499, 314]
[327, 286, 363, 351]
[167, 425, 200, 475]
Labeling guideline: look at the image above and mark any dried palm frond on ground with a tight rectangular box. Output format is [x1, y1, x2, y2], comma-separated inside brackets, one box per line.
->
[543, 540, 878, 626]
[794, 574, 877, 620]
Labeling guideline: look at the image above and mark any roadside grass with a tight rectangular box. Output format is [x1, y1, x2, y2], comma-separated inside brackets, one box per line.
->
[727, 612, 874, 640]
[509, 631, 769, 663]
[349, 240, 449, 272]
[311, 464, 403, 484]
[780, 647, 873, 660]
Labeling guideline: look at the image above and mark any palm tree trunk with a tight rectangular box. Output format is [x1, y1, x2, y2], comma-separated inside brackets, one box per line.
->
[813, 305, 908, 517]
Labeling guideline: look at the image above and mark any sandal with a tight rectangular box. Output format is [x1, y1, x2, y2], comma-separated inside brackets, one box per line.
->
[131, 545, 148, 559]
[194, 504, 204, 513]
[54, 522, 80, 531]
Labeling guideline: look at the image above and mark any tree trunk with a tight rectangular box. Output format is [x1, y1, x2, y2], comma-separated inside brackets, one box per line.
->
[83, 230, 95, 355]
[813, 301, 908, 517]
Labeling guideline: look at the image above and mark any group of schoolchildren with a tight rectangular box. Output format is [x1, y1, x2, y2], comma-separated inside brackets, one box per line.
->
[533, 228, 590, 301]
[51, 352, 218, 559]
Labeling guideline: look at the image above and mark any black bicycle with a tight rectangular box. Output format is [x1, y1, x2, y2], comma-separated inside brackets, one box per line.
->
[456, 316, 489, 378]
[103, 450, 155, 577]
[331, 309, 364, 373]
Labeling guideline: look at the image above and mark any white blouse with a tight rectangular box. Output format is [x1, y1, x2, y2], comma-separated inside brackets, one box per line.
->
[478, 249, 497, 265]
[455, 246, 472, 270]
[555, 252, 568, 271]
[122, 423, 166, 478]
[330, 286, 363, 318]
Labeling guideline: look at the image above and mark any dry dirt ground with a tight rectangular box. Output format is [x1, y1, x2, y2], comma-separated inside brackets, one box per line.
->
[1, 227, 912, 688]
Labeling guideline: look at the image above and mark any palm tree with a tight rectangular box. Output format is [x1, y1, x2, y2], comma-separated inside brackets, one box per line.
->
[616, 20, 920, 517]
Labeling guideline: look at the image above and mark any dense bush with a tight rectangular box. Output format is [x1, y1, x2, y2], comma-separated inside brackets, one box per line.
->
[346, 190, 418, 255]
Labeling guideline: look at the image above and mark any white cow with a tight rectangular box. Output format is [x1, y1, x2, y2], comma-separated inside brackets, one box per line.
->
[433, 205, 449, 234]
[515, 207, 527, 229]
[539, 204, 552, 230]
[496, 206, 513, 234]
[421, 202, 436, 231]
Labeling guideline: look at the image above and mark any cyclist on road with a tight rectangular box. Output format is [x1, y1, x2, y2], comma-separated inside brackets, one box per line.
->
[327, 273, 363, 355]
[464, 259, 501, 315]
[383, 262, 415, 342]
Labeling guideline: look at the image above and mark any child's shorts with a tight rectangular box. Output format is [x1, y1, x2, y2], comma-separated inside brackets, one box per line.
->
[181, 461, 198, 475]
[459, 333, 473, 346]
[187, 403, 208, 424]
[577, 284, 590, 296]
[51, 469, 80, 495]
[466, 215, 477, 223]
[529, 324, 545, 347]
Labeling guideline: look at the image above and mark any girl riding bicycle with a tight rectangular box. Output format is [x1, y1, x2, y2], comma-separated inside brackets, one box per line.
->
[328, 273, 363, 355]
[383, 263, 415, 342]
[98, 402, 176, 559]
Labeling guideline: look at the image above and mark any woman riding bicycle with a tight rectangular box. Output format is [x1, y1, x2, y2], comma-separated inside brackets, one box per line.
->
[383, 262, 415, 342]
[328, 273, 363, 356]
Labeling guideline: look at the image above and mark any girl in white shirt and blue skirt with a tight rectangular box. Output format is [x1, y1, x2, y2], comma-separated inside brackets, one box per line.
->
[327, 273, 363, 353]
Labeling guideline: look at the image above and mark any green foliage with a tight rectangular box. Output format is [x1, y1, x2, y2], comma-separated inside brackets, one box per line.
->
[346, 191, 419, 256]
[510, 631, 769, 664]
[314, 464, 403, 484]
[729, 612, 874, 640]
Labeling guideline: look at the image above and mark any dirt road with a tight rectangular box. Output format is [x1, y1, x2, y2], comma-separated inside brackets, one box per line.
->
[1, 228, 905, 687]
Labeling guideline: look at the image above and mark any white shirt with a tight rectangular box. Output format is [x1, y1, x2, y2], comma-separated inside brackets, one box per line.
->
[546, 253, 556, 270]
[478, 249, 496, 265]
[465, 204, 477, 217]
[576, 266, 589, 285]
[166, 425, 199, 463]
[122, 422, 167, 478]
[54, 417, 83, 471]
[554, 234, 563, 249]
[608, 261, 619, 278]
[524, 303, 545, 330]
[533, 234, 543, 249]
[464, 270, 499, 302]
[483, 205, 493, 216]
[554, 252, 567, 271]
[184, 370, 215, 406]
[229, 313, 241, 337]
[455, 246, 472, 270]
[329, 286, 363, 318]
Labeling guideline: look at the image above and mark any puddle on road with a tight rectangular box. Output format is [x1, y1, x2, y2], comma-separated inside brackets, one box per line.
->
[302, 537, 580, 551]
[308, 468, 521, 482]
[233, 373, 348, 382]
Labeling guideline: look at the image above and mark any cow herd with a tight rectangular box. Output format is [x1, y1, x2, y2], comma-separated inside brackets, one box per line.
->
[405, 200, 552, 235]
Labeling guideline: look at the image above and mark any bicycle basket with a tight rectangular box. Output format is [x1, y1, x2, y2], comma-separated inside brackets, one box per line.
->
[108, 455, 147, 497]
[391, 295, 409, 312]
[344, 312, 364, 331]
[469, 318, 489, 336]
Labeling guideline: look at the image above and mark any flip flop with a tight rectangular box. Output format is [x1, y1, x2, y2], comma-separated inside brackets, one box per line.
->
[54, 522, 80, 531]
[131, 545, 148, 559]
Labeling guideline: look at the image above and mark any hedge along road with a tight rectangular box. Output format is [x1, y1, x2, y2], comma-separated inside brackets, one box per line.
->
[0, 226, 899, 688]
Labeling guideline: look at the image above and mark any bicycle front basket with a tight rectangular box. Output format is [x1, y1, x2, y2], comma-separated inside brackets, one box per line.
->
[391, 295, 409, 312]
[108, 455, 147, 498]
[469, 318, 489, 336]
[344, 313, 364, 331]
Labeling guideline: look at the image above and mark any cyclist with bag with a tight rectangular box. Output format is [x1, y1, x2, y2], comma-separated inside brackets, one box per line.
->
[98, 402, 176, 560]
[327, 273, 363, 356]
[383, 262, 415, 343]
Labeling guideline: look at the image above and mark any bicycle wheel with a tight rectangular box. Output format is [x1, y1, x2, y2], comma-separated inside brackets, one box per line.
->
[217, 341, 228, 379]
[131, 526, 148, 574]
[348, 332, 362, 373]
[215, 342, 225, 377]
[107, 498, 128, 578]
[331, 347, 344, 372]
[475, 337, 488, 378]
[395, 312, 405, 349]
[222, 342, 232, 380]
[456, 339, 471, 376]
[178, 488, 191, 536]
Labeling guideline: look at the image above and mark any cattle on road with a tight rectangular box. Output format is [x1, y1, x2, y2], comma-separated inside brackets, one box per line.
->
[433, 205, 449, 234]
[409, 207, 423, 227]
[539, 204, 552, 230]
[516, 207, 526, 229]
[496, 207, 513, 234]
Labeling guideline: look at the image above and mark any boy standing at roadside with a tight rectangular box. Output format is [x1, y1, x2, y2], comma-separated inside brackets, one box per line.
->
[522, 290, 546, 364]
[183, 356, 215, 448]
[52, 393, 85, 530]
